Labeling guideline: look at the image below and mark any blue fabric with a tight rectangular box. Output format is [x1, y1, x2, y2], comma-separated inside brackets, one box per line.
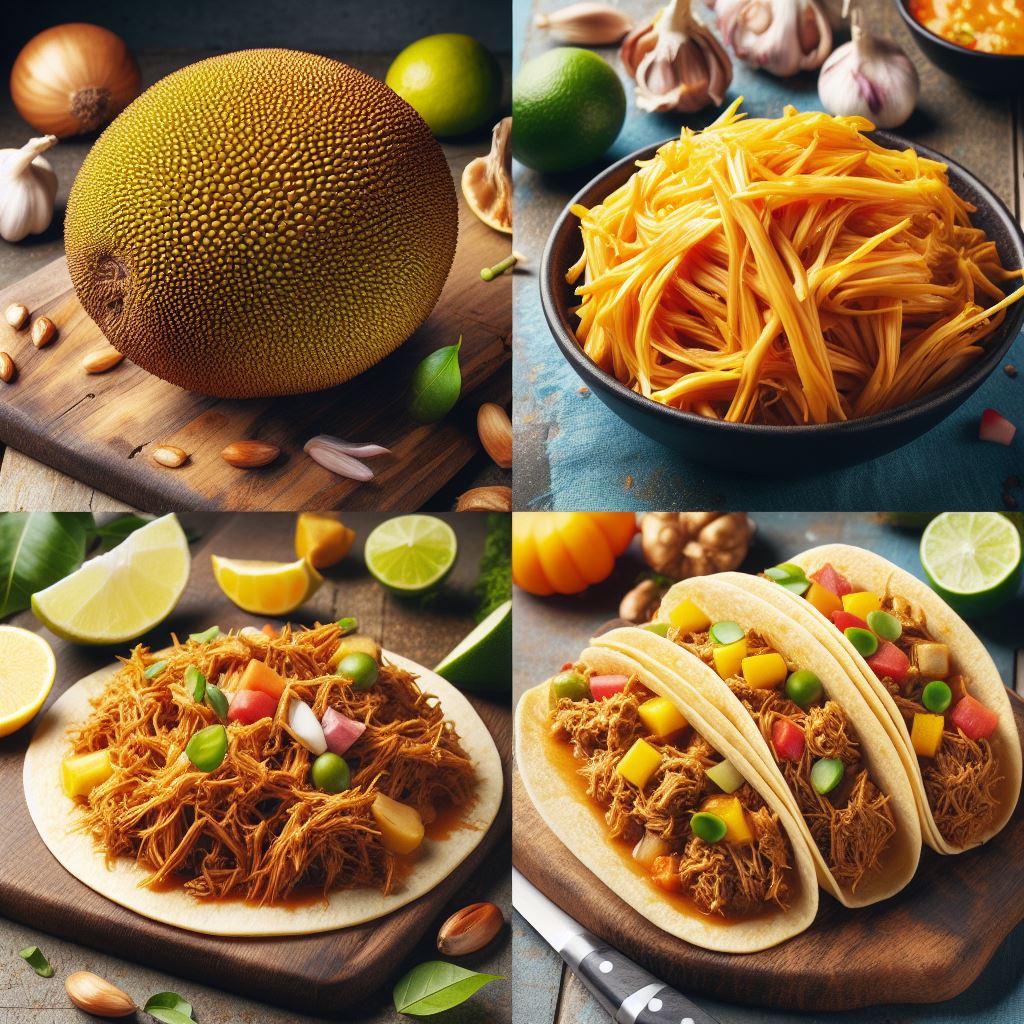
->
[513, 1, 1024, 510]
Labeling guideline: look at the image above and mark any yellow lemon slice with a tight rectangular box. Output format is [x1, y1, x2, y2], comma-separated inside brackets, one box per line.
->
[0, 625, 56, 737]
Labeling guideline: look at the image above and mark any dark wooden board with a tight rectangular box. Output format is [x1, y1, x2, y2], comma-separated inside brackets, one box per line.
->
[513, 694, 1024, 1013]
[0, 513, 511, 1017]
[0, 147, 511, 512]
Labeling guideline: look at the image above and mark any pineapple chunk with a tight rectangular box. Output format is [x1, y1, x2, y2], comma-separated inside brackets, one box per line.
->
[805, 582, 842, 618]
[913, 642, 949, 679]
[911, 713, 944, 758]
[712, 637, 747, 679]
[329, 634, 381, 669]
[842, 591, 881, 619]
[668, 598, 711, 633]
[742, 652, 788, 689]
[701, 795, 753, 844]
[371, 793, 424, 854]
[638, 696, 687, 739]
[61, 750, 112, 798]
[616, 738, 662, 789]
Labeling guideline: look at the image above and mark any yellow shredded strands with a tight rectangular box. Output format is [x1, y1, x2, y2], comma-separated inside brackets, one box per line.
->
[567, 100, 1024, 425]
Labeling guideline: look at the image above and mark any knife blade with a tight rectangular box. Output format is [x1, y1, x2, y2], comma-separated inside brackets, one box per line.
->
[513, 868, 723, 1024]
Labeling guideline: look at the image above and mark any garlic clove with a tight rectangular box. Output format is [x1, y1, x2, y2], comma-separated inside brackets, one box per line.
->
[64, 971, 136, 1018]
[461, 118, 512, 235]
[712, 0, 832, 77]
[535, 2, 634, 45]
[0, 135, 58, 243]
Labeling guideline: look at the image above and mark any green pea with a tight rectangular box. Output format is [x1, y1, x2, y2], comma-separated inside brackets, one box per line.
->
[765, 563, 811, 596]
[186, 665, 206, 702]
[785, 669, 823, 709]
[641, 622, 670, 637]
[144, 660, 168, 679]
[339, 652, 379, 691]
[550, 670, 589, 702]
[844, 627, 878, 657]
[691, 812, 727, 843]
[709, 621, 744, 645]
[810, 757, 844, 795]
[312, 752, 351, 794]
[186, 725, 228, 772]
[922, 680, 952, 713]
[205, 684, 229, 720]
[867, 610, 902, 641]
[336, 616, 358, 635]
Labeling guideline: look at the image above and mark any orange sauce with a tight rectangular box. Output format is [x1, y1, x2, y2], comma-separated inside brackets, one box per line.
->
[909, 0, 1024, 54]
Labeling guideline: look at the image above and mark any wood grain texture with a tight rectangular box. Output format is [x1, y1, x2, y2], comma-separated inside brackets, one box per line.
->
[0, 513, 511, 1017]
[0, 449, 131, 512]
[0, 159, 511, 513]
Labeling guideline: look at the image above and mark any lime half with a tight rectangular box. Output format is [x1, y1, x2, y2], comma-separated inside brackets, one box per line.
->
[364, 515, 457, 595]
[32, 514, 191, 644]
[435, 600, 511, 692]
[920, 512, 1022, 618]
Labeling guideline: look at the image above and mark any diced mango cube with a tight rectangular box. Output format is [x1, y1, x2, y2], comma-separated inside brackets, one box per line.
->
[806, 582, 843, 618]
[638, 696, 687, 739]
[668, 598, 711, 634]
[61, 749, 113, 798]
[329, 634, 381, 669]
[239, 659, 286, 699]
[616, 738, 662, 789]
[911, 713, 944, 758]
[843, 591, 881, 620]
[742, 652, 788, 689]
[701, 794, 753, 844]
[712, 637, 747, 679]
[371, 793, 424, 854]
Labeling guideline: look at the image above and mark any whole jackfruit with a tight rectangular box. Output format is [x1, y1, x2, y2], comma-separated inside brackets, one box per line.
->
[64, 49, 458, 398]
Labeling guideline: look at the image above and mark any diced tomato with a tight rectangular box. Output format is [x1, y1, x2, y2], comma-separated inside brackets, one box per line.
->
[227, 688, 279, 725]
[832, 610, 868, 632]
[560, 662, 575, 672]
[810, 563, 852, 597]
[771, 718, 805, 761]
[979, 408, 1016, 446]
[589, 674, 629, 700]
[650, 854, 682, 892]
[261, 623, 277, 637]
[866, 641, 910, 683]
[951, 694, 998, 741]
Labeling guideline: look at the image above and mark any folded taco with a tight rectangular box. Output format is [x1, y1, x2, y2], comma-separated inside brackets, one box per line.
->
[516, 645, 819, 953]
[740, 544, 1021, 853]
[600, 577, 922, 908]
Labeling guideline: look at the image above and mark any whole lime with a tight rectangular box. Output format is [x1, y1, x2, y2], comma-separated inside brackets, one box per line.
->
[386, 34, 502, 137]
[512, 47, 626, 173]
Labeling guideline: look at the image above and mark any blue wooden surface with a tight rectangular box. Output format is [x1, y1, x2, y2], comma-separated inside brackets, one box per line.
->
[512, 512, 1024, 1022]
[512, 0, 1024, 511]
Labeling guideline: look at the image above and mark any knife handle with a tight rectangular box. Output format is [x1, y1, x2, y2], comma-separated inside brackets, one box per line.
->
[576, 947, 718, 1024]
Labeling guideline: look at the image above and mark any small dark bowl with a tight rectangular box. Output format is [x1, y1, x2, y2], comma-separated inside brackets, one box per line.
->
[540, 133, 1024, 474]
[895, 0, 1024, 92]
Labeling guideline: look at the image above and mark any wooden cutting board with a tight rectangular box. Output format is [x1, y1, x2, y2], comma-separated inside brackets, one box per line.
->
[514, 693, 1024, 1013]
[0, 513, 511, 1015]
[0, 149, 510, 511]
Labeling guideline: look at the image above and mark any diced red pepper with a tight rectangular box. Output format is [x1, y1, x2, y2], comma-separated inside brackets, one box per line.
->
[589, 674, 629, 700]
[832, 610, 868, 632]
[811, 563, 853, 597]
[771, 718, 805, 761]
[227, 689, 279, 725]
[560, 662, 575, 672]
[866, 640, 910, 683]
[979, 408, 1016, 446]
[951, 694, 998, 741]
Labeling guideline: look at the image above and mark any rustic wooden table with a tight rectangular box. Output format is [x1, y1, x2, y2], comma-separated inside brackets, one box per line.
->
[0, 512, 511, 1024]
[512, 512, 1024, 1023]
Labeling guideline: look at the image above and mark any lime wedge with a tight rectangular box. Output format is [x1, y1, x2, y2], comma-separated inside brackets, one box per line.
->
[31, 514, 190, 644]
[434, 600, 511, 692]
[364, 515, 457, 595]
[211, 554, 323, 615]
[920, 512, 1022, 618]
[0, 626, 55, 737]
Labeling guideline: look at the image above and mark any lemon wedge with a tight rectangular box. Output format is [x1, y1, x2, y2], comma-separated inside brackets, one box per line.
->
[0, 625, 56, 737]
[211, 555, 323, 615]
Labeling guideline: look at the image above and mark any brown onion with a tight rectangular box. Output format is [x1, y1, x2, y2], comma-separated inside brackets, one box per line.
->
[11, 23, 141, 138]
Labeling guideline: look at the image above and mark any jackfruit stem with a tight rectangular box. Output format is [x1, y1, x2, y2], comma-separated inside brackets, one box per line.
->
[480, 253, 518, 281]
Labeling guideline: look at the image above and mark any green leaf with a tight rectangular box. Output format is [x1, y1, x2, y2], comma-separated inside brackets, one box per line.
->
[393, 961, 500, 1016]
[407, 338, 462, 424]
[143, 991, 194, 1023]
[18, 945, 54, 977]
[475, 512, 511, 622]
[0, 513, 91, 618]
[89, 514, 153, 553]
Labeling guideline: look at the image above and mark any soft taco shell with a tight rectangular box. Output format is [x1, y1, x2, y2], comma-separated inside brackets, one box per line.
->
[23, 651, 503, 937]
[516, 645, 819, 953]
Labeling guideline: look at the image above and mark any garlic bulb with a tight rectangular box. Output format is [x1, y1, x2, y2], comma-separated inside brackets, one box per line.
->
[461, 117, 512, 234]
[710, 0, 832, 77]
[0, 135, 58, 243]
[818, 7, 919, 128]
[620, 0, 733, 113]
[535, 2, 634, 44]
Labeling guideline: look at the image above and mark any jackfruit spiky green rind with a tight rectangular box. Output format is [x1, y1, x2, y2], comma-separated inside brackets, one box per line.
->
[64, 49, 458, 398]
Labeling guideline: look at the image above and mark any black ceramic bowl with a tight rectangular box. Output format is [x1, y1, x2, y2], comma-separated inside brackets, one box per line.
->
[540, 132, 1024, 474]
[895, 0, 1024, 92]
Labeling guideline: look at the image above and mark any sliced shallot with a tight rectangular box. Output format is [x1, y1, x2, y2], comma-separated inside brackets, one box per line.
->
[304, 435, 391, 481]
